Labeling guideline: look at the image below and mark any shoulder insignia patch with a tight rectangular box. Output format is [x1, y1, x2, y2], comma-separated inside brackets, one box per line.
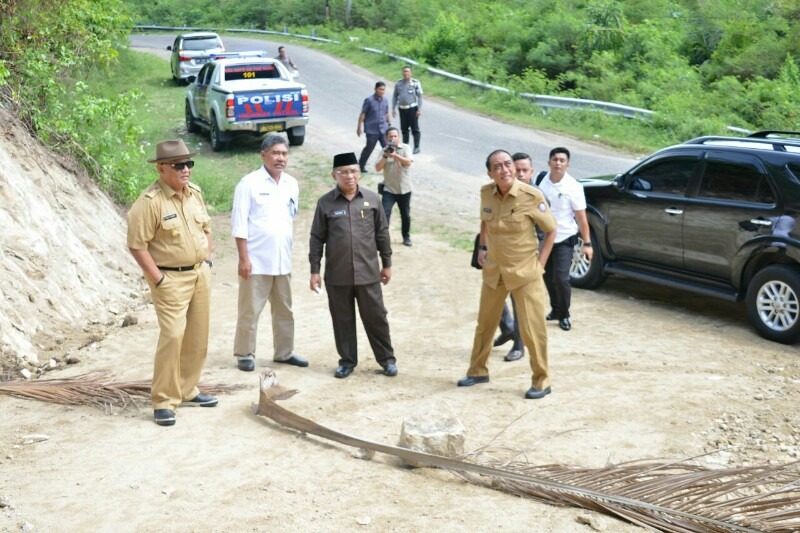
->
[538, 202, 548, 212]
[188, 182, 202, 192]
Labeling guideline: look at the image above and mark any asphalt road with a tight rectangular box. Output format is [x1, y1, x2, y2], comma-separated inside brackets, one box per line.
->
[130, 33, 636, 227]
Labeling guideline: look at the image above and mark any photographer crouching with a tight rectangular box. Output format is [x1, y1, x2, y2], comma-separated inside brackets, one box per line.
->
[375, 127, 414, 246]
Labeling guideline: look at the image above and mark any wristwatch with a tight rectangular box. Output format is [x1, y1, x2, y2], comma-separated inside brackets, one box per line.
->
[205, 259, 213, 267]
[583, 243, 592, 247]
[478, 245, 488, 251]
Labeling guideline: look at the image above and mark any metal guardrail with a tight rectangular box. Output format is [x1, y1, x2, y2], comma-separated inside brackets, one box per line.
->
[133, 25, 747, 131]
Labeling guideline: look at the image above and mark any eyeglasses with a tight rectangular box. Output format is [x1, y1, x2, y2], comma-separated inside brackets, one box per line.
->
[165, 160, 195, 170]
[334, 169, 360, 176]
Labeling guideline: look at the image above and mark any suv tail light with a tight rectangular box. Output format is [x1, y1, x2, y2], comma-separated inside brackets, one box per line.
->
[178, 53, 191, 62]
[302, 89, 309, 115]
[226, 97, 234, 119]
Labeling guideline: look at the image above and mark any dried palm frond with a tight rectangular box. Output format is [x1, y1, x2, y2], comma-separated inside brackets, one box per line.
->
[253, 368, 800, 533]
[0, 371, 245, 412]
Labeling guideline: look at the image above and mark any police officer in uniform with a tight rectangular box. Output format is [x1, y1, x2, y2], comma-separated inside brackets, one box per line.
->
[127, 139, 217, 427]
[457, 150, 557, 399]
[392, 66, 423, 154]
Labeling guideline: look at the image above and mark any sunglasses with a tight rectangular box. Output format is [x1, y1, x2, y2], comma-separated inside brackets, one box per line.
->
[165, 160, 195, 170]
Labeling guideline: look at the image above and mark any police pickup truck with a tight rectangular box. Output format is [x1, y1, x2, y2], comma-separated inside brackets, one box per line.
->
[185, 52, 309, 151]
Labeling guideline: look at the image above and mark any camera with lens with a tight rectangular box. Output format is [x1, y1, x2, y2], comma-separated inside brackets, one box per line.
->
[385, 139, 396, 154]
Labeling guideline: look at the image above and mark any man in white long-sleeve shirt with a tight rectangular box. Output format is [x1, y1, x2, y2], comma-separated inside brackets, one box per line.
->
[231, 136, 308, 371]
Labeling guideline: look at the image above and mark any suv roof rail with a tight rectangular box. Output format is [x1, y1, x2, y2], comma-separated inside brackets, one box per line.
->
[685, 134, 800, 151]
[209, 51, 269, 60]
[747, 130, 800, 140]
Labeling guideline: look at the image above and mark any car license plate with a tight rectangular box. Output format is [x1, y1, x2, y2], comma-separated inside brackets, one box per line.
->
[259, 123, 285, 133]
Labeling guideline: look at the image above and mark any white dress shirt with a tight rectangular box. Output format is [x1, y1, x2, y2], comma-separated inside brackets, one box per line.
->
[538, 171, 586, 244]
[231, 166, 299, 275]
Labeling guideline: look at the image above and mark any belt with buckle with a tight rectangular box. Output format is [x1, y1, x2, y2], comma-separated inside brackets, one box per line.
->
[158, 262, 203, 272]
[398, 103, 417, 109]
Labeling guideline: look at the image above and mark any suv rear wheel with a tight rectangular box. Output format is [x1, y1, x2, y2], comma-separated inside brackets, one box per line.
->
[570, 230, 606, 289]
[746, 265, 800, 344]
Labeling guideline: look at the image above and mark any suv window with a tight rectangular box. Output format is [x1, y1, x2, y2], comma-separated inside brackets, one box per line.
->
[224, 63, 282, 81]
[698, 159, 776, 204]
[182, 37, 222, 51]
[629, 157, 695, 195]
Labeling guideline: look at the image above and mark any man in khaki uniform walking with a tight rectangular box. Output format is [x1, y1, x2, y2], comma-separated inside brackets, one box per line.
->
[457, 149, 557, 399]
[127, 139, 217, 426]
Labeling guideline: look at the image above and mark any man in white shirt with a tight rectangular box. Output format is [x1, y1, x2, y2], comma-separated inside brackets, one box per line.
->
[537, 147, 593, 331]
[231, 136, 308, 371]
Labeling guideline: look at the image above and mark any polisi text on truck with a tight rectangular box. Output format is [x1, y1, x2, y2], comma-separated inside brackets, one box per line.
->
[236, 93, 300, 105]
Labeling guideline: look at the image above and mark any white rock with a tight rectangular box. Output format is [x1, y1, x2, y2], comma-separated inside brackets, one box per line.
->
[351, 448, 375, 460]
[21, 434, 49, 445]
[576, 512, 607, 531]
[356, 516, 371, 526]
[397, 402, 466, 468]
[20, 368, 32, 380]
[21, 521, 34, 532]
[0, 495, 10, 508]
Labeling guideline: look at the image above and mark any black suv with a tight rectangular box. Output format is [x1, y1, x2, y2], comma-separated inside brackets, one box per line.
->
[571, 131, 800, 344]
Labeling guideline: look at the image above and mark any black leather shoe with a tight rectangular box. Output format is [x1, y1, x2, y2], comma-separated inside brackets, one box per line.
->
[457, 375, 489, 387]
[334, 365, 354, 379]
[277, 355, 309, 368]
[237, 356, 255, 372]
[545, 311, 558, 321]
[183, 393, 218, 407]
[504, 349, 524, 362]
[413, 147, 420, 154]
[154, 409, 176, 426]
[525, 386, 552, 399]
[383, 363, 398, 377]
[493, 331, 514, 347]
[402, 238, 412, 247]
[559, 318, 571, 331]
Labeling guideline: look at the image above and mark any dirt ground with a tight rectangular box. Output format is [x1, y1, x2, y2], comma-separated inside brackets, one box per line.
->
[2, 198, 800, 531]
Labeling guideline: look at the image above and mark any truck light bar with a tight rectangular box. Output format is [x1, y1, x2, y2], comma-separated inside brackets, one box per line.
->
[209, 51, 269, 60]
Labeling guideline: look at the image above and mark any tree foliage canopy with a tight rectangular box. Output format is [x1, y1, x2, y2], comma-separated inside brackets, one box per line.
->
[126, 0, 800, 135]
[0, 0, 141, 201]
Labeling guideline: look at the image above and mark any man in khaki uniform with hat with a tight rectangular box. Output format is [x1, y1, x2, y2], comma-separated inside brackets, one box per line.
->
[457, 149, 557, 399]
[127, 139, 217, 426]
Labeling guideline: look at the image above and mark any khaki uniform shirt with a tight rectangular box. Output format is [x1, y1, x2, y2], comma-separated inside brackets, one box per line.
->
[309, 186, 392, 286]
[480, 179, 556, 291]
[382, 143, 412, 195]
[127, 179, 211, 267]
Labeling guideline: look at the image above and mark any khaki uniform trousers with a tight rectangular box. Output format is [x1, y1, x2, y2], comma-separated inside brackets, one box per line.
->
[150, 266, 211, 410]
[467, 276, 550, 390]
[233, 274, 294, 361]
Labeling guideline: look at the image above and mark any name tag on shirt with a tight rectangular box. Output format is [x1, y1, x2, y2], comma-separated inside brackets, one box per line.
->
[332, 209, 347, 217]
[163, 213, 177, 221]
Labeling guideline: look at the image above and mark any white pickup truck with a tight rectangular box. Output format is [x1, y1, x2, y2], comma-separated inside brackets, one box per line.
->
[185, 52, 309, 151]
